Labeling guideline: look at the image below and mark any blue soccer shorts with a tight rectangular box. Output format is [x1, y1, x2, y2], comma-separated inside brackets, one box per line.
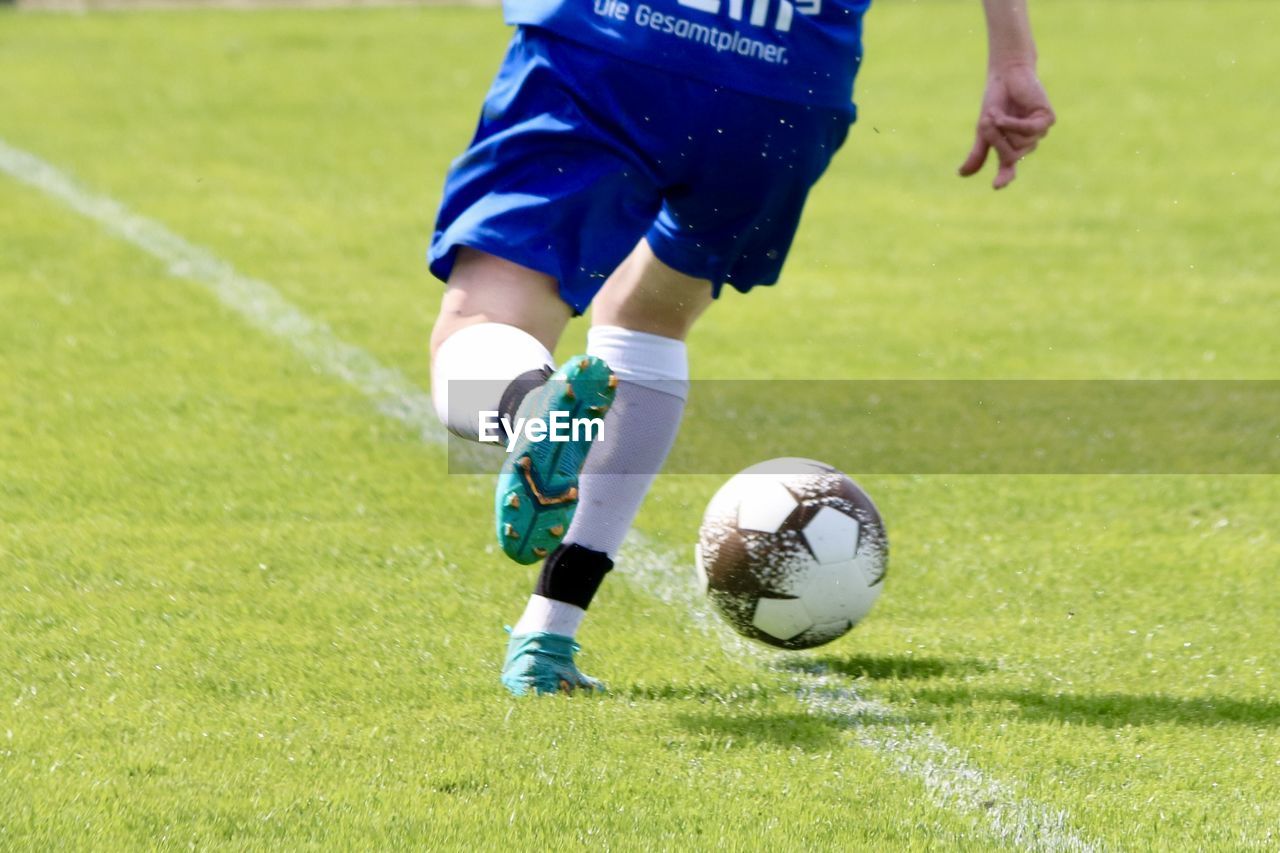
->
[428, 27, 854, 315]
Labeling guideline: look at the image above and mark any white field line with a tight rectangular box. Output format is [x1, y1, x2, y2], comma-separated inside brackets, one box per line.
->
[0, 139, 442, 443]
[0, 137, 1096, 852]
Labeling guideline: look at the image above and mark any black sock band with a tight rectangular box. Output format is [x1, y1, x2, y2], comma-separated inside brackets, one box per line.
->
[534, 543, 614, 611]
[497, 365, 553, 443]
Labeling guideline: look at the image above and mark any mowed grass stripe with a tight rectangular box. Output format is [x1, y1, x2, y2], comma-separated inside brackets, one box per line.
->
[0, 137, 1097, 850]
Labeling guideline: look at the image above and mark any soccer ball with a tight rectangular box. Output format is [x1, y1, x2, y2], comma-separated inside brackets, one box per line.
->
[696, 458, 888, 650]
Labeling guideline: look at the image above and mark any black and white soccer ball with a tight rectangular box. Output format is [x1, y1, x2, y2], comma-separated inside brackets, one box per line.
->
[696, 458, 888, 650]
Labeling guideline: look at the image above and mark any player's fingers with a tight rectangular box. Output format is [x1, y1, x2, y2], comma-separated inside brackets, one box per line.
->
[993, 160, 1017, 190]
[991, 131, 1023, 190]
[1006, 137, 1039, 160]
[989, 131, 1022, 172]
[958, 135, 989, 177]
[1001, 128, 1041, 149]
[993, 112, 1054, 138]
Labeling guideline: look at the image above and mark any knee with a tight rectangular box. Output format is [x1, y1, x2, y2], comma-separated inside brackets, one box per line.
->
[429, 310, 475, 361]
[430, 321, 557, 438]
[430, 255, 570, 358]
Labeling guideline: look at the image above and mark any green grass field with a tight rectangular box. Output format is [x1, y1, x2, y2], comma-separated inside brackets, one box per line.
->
[2, 1, 1278, 848]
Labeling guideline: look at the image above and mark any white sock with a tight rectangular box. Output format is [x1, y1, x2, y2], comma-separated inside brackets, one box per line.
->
[563, 324, 689, 558]
[511, 594, 586, 638]
[510, 325, 688, 637]
[430, 322, 553, 440]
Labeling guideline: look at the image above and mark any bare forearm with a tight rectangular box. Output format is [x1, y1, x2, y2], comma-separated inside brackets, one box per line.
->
[982, 0, 1038, 68]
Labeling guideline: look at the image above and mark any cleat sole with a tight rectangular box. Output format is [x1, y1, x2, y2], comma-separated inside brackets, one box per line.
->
[495, 355, 617, 564]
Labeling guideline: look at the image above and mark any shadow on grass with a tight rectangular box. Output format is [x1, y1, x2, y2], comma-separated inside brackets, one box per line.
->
[776, 655, 1279, 729]
[674, 710, 841, 751]
[779, 652, 995, 681]
[911, 687, 1280, 729]
[636, 654, 1275, 736]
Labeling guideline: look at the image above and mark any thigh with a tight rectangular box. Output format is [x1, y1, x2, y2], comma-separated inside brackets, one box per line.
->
[591, 240, 714, 341]
[428, 29, 664, 317]
[430, 248, 572, 356]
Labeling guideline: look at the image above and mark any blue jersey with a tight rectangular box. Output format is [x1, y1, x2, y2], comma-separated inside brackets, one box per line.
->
[504, 0, 871, 111]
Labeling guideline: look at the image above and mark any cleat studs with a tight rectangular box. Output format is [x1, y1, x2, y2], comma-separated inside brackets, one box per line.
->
[564, 386, 575, 401]
[548, 524, 565, 537]
[506, 493, 520, 509]
[579, 358, 591, 370]
[504, 523, 519, 540]
[533, 546, 548, 558]
[607, 374, 618, 390]
[516, 459, 580, 506]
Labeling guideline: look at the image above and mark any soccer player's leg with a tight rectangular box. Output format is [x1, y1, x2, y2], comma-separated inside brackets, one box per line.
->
[429, 249, 620, 568]
[502, 240, 712, 695]
[428, 249, 630, 697]
[429, 249, 570, 446]
[502, 87, 852, 694]
[427, 29, 675, 568]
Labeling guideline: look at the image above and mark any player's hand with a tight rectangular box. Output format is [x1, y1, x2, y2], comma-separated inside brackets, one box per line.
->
[958, 62, 1055, 190]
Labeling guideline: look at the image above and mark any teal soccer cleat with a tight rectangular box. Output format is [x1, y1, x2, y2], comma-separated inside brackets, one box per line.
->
[501, 631, 604, 696]
[495, 355, 615, 565]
